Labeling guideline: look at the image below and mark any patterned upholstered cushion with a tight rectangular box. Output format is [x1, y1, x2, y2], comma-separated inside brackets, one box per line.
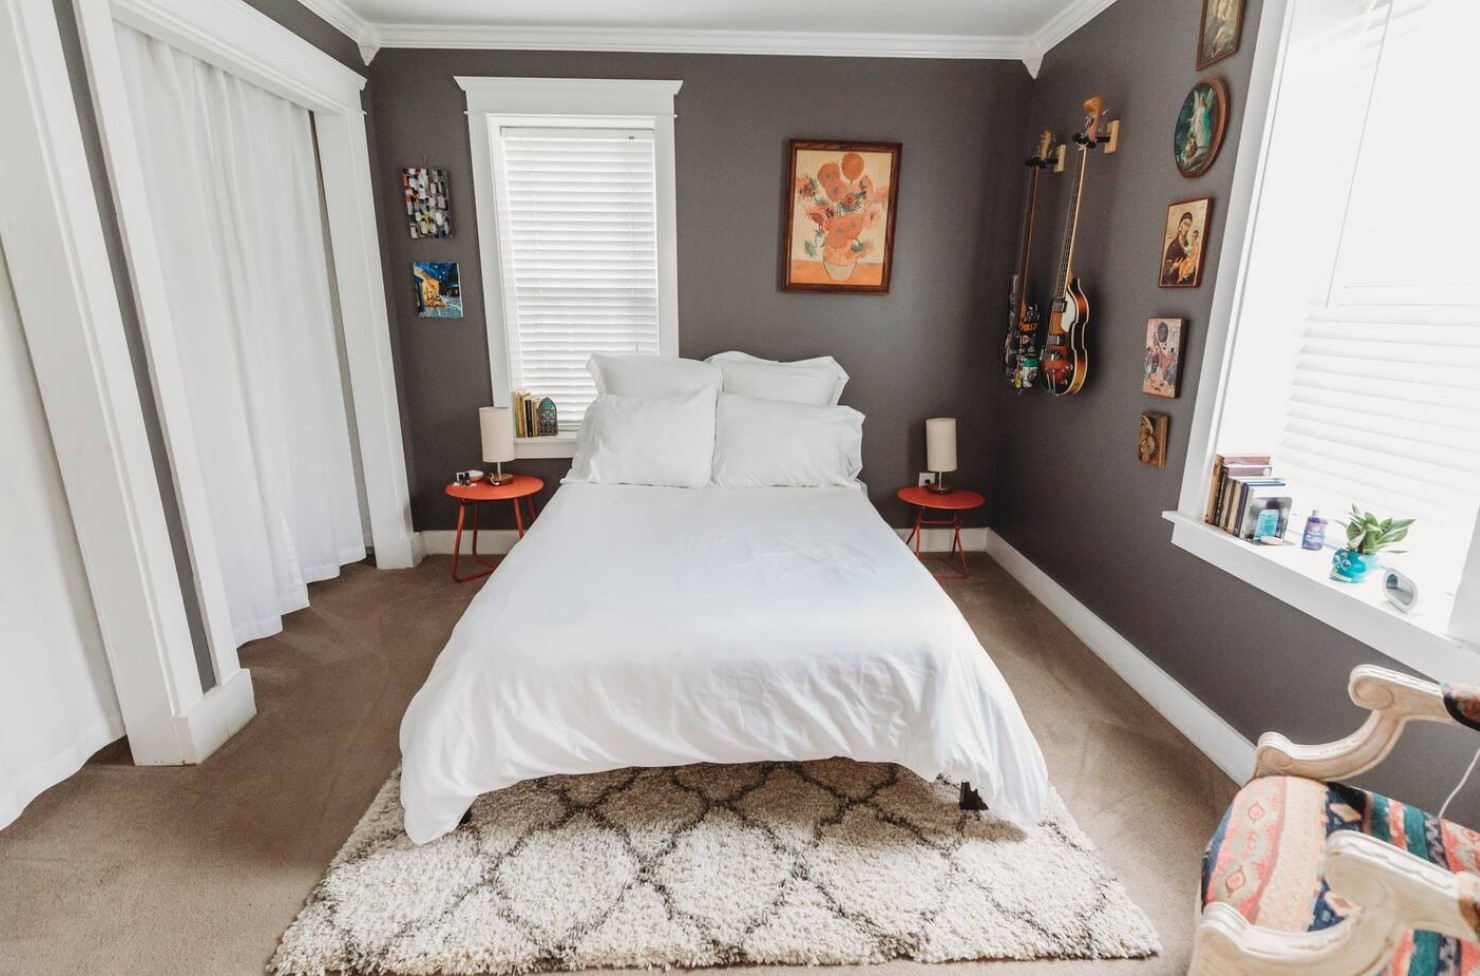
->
[1202, 776, 1480, 974]
[1445, 684, 1480, 733]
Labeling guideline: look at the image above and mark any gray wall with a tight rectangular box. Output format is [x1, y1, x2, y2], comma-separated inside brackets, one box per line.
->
[364, 51, 1033, 531]
[996, 0, 1478, 818]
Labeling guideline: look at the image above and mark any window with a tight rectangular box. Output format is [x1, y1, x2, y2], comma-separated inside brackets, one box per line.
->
[459, 78, 681, 457]
[1170, 0, 1480, 678]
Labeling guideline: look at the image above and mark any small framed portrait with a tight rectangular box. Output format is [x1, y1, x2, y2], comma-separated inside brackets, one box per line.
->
[1143, 318, 1185, 398]
[1174, 78, 1228, 178]
[1198, 0, 1246, 70]
[1139, 412, 1170, 468]
[783, 140, 901, 294]
[1159, 198, 1212, 288]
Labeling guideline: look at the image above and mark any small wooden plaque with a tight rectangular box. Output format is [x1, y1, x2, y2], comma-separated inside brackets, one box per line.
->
[1139, 412, 1169, 468]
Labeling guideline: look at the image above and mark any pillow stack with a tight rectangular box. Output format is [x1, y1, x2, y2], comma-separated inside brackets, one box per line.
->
[564, 351, 862, 489]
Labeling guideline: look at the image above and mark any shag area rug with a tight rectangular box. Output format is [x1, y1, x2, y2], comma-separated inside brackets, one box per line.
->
[272, 760, 1158, 975]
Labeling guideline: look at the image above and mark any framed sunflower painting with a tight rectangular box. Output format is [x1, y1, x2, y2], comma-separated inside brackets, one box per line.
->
[783, 140, 901, 293]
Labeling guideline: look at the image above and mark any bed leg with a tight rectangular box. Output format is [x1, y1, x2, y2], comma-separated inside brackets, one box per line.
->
[958, 782, 987, 811]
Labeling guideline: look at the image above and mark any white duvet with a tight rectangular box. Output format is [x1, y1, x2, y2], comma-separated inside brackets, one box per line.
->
[399, 483, 1048, 844]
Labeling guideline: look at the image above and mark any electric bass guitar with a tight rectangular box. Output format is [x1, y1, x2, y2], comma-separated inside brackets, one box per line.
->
[1041, 97, 1105, 397]
[1003, 131, 1055, 391]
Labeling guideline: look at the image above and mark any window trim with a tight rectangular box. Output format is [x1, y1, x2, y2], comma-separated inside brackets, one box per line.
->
[1166, 0, 1480, 678]
[458, 77, 682, 459]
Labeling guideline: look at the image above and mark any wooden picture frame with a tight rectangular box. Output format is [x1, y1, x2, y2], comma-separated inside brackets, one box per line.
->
[1143, 318, 1185, 398]
[1174, 78, 1229, 179]
[783, 140, 901, 293]
[1139, 412, 1170, 468]
[1158, 198, 1212, 289]
[1197, 0, 1246, 70]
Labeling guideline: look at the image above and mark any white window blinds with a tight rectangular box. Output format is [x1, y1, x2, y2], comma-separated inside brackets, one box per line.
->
[490, 126, 660, 429]
[1227, 0, 1480, 587]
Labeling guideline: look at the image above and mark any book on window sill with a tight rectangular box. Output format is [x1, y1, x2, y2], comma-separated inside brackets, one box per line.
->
[1204, 453, 1274, 526]
[1222, 476, 1285, 534]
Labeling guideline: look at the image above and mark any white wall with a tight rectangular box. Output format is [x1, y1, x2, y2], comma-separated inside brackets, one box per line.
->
[0, 237, 123, 830]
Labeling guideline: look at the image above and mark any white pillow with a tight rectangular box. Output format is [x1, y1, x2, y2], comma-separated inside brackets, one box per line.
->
[587, 354, 721, 397]
[564, 388, 717, 488]
[705, 351, 848, 406]
[711, 394, 863, 488]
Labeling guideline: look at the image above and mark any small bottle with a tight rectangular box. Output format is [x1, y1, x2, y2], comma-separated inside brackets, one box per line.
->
[1301, 509, 1328, 551]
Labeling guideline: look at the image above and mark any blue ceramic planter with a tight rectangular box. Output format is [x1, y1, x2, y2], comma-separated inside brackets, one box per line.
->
[1330, 548, 1379, 583]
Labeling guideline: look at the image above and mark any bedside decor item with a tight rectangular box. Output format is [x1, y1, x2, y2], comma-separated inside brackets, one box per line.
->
[536, 397, 558, 437]
[1237, 494, 1292, 541]
[453, 470, 483, 487]
[443, 475, 544, 582]
[898, 484, 985, 579]
[924, 417, 957, 494]
[479, 406, 515, 486]
[1004, 131, 1056, 391]
[1330, 506, 1413, 583]
[1043, 97, 1110, 397]
[783, 140, 901, 293]
[1159, 198, 1212, 288]
[1142, 317, 1185, 397]
[1197, 0, 1245, 70]
[412, 261, 462, 318]
[1382, 569, 1420, 613]
[402, 167, 450, 239]
[1138, 412, 1169, 467]
[1301, 509, 1328, 550]
[1173, 78, 1228, 178]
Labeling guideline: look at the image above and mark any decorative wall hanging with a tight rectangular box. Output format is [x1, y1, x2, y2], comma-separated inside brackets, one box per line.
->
[1174, 78, 1228, 178]
[1159, 198, 1212, 288]
[1197, 0, 1246, 70]
[1142, 318, 1185, 398]
[412, 261, 462, 318]
[783, 140, 901, 294]
[403, 167, 451, 239]
[1138, 412, 1169, 468]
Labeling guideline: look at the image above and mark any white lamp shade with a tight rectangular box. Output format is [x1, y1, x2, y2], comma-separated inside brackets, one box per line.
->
[926, 417, 958, 473]
[479, 406, 515, 464]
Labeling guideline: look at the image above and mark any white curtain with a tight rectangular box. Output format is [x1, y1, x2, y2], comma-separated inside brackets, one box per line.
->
[0, 237, 123, 831]
[114, 26, 365, 646]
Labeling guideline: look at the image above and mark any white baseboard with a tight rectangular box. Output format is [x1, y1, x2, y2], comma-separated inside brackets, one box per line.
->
[419, 526, 989, 557]
[173, 668, 256, 765]
[984, 529, 1255, 783]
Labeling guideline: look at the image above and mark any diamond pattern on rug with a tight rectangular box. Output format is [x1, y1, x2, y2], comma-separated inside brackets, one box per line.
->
[271, 760, 1159, 975]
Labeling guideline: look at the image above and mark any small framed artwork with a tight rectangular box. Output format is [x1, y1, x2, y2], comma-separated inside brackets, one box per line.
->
[783, 140, 901, 294]
[1143, 318, 1185, 398]
[1197, 0, 1246, 70]
[403, 168, 451, 239]
[412, 261, 462, 318]
[1139, 412, 1170, 468]
[1173, 78, 1228, 178]
[1159, 198, 1212, 288]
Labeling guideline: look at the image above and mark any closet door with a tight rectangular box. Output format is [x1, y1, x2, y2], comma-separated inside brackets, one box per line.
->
[0, 240, 122, 830]
[112, 26, 366, 645]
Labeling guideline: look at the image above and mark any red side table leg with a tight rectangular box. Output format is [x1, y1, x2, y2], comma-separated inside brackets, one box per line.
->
[450, 501, 495, 583]
[512, 495, 525, 538]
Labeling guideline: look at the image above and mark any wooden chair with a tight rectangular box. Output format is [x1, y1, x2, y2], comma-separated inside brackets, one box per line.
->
[1191, 666, 1480, 976]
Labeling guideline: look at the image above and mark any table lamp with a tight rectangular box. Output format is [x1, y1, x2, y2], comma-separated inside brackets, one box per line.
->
[480, 406, 515, 485]
[925, 417, 957, 494]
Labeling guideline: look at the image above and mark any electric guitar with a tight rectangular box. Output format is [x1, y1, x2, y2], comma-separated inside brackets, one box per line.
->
[1003, 131, 1055, 391]
[1042, 97, 1104, 397]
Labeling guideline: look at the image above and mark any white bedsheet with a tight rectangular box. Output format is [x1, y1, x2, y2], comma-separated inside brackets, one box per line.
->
[399, 484, 1048, 844]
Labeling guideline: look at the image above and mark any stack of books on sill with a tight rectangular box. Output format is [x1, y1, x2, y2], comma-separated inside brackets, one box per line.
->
[512, 391, 557, 438]
[1204, 454, 1294, 543]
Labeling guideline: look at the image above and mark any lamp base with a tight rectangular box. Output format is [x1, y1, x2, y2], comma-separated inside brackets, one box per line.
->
[486, 473, 514, 486]
[925, 479, 954, 495]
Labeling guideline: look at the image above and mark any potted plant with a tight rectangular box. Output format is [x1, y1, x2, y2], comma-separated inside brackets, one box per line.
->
[1330, 506, 1413, 583]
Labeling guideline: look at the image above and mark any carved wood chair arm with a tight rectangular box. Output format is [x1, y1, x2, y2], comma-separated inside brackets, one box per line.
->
[1324, 831, 1479, 945]
[1253, 666, 1472, 782]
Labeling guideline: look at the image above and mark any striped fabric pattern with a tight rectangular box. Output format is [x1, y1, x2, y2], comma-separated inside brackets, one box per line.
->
[1203, 776, 1480, 975]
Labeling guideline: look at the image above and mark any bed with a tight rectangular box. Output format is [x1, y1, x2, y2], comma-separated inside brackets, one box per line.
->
[399, 481, 1048, 844]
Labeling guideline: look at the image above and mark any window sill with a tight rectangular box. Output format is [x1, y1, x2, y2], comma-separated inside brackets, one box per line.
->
[514, 434, 577, 460]
[1163, 511, 1479, 684]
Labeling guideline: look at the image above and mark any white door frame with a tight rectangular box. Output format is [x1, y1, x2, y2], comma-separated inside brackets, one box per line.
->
[0, 0, 248, 764]
[70, 0, 419, 635]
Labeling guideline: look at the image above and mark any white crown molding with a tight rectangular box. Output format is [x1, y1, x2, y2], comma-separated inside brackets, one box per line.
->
[1021, 0, 1122, 76]
[293, 0, 381, 62]
[374, 23, 1031, 62]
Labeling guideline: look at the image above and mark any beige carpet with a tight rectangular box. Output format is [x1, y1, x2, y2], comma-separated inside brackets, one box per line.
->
[0, 555, 1237, 976]
[271, 763, 1157, 975]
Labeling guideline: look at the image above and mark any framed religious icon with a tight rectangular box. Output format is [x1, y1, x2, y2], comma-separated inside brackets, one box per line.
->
[1198, 0, 1246, 70]
[1142, 318, 1185, 398]
[1158, 198, 1212, 288]
[1174, 78, 1229, 178]
[783, 140, 901, 293]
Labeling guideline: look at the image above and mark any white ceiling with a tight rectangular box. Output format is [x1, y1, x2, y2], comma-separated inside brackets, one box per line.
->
[297, 0, 1119, 75]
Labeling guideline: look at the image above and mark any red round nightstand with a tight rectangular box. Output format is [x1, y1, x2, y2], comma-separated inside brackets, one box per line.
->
[897, 485, 985, 580]
[445, 475, 543, 582]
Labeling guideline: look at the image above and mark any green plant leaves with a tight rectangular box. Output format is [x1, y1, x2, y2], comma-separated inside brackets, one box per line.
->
[1341, 506, 1414, 555]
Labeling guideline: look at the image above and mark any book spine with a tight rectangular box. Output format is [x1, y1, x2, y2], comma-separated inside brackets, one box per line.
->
[1205, 455, 1224, 525]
